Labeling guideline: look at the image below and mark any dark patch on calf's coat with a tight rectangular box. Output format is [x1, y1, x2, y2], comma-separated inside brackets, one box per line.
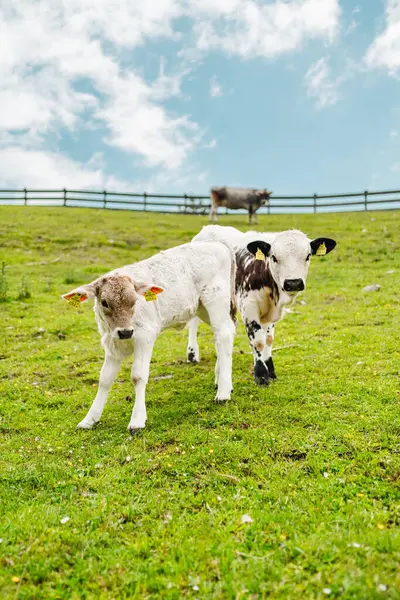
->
[266, 357, 277, 379]
[254, 360, 269, 386]
[245, 319, 262, 341]
[235, 251, 279, 301]
[187, 347, 196, 363]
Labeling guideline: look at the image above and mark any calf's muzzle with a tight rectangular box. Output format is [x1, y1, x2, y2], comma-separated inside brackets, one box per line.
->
[118, 329, 134, 340]
[283, 279, 305, 292]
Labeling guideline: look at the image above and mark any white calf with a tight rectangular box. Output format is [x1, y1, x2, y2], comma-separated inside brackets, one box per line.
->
[62, 241, 236, 433]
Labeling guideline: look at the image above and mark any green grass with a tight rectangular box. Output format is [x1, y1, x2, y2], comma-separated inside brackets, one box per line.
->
[0, 206, 399, 599]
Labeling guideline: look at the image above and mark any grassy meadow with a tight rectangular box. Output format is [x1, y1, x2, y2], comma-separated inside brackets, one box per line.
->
[0, 206, 399, 599]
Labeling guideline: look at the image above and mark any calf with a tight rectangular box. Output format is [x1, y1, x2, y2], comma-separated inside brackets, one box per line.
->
[62, 241, 236, 433]
[187, 225, 336, 386]
[209, 186, 272, 224]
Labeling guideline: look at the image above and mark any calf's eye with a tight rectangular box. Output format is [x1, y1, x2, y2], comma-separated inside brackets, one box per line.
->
[101, 299, 109, 309]
[271, 255, 278, 263]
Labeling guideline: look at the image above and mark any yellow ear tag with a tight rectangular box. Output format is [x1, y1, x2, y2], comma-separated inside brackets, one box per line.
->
[144, 290, 157, 302]
[255, 247, 265, 261]
[316, 242, 327, 256]
[67, 293, 81, 308]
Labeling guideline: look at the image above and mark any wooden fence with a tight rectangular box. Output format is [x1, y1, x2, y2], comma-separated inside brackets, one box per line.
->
[1, 187, 400, 214]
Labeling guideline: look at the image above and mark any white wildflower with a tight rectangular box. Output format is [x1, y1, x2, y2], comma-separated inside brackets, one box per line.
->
[241, 514, 253, 524]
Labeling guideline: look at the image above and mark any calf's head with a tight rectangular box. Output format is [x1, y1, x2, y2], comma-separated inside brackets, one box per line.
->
[247, 230, 336, 295]
[62, 273, 163, 339]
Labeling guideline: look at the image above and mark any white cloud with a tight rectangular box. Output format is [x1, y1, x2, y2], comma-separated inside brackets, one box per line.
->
[390, 129, 398, 137]
[345, 19, 359, 36]
[210, 76, 223, 98]
[0, 147, 124, 189]
[192, 0, 341, 59]
[0, 0, 344, 189]
[0, 0, 199, 176]
[305, 57, 343, 109]
[365, 0, 400, 74]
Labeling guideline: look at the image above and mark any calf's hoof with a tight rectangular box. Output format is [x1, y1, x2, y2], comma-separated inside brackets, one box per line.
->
[76, 419, 96, 430]
[128, 421, 146, 435]
[187, 347, 199, 363]
[254, 360, 270, 386]
[214, 397, 228, 405]
[128, 427, 144, 436]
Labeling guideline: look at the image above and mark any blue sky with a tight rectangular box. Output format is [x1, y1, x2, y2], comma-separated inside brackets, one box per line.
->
[1, 0, 400, 195]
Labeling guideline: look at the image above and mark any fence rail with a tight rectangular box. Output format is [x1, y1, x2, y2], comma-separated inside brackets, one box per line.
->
[1, 187, 400, 215]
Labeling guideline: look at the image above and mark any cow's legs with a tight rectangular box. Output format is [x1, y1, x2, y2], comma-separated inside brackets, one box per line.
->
[77, 354, 123, 429]
[187, 317, 200, 363]
[200, 299, 235, 402]
[128, 334, 156, 433]
[261, 322, 277, 380]
[209, 201, 218, 222]
[243, 306, 269, 386]
[248, 205, 253, 225]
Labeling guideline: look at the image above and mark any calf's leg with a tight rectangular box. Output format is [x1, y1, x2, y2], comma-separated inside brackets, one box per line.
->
[202, 299, 235, 402]
[243, 308, 269, 386]
[77, 354, 123, 429]
[261, 322, 277, 380]
[187, 317, 200, 362]
[128, 335, 156, 433]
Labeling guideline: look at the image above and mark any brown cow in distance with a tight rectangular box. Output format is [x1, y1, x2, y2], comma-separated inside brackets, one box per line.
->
[209, 186, 272, 224]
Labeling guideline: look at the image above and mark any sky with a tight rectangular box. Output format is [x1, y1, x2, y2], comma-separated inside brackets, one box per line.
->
[0, 0, 400, 196]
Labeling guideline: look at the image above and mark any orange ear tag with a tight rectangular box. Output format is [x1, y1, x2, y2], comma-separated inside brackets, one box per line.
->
[67, 293, 81, 308]
[144, 290, 157, 302]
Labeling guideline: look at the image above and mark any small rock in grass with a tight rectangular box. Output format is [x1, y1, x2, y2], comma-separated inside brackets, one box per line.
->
[363, 284, 380, 292]
[60, 516, 70, 524]
[323, 589, 332, 596]
[323, 472, 329, 478]
[386, 269, 395, 275]
[241, 514, 253, 524]
[378, 584, 388, 592]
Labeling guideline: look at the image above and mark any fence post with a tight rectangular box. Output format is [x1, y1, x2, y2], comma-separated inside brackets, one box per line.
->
[364, 190, 368, 211]
[143, 192, 147, 211]
[313, 193, 317, 214]
[184, 194, 187, 214]
[103, 190, 107, 209]
[24, 188, 27, 206]
[63, 188, 67, 206]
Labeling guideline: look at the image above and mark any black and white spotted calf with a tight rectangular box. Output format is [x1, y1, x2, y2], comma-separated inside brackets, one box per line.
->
[187, 225, 336, 386]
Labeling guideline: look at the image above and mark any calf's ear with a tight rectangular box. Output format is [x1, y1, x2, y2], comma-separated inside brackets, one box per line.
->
[247, 241, 271, 260]
[62, 283, 97, 306]
[310, 237, 337, 256]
